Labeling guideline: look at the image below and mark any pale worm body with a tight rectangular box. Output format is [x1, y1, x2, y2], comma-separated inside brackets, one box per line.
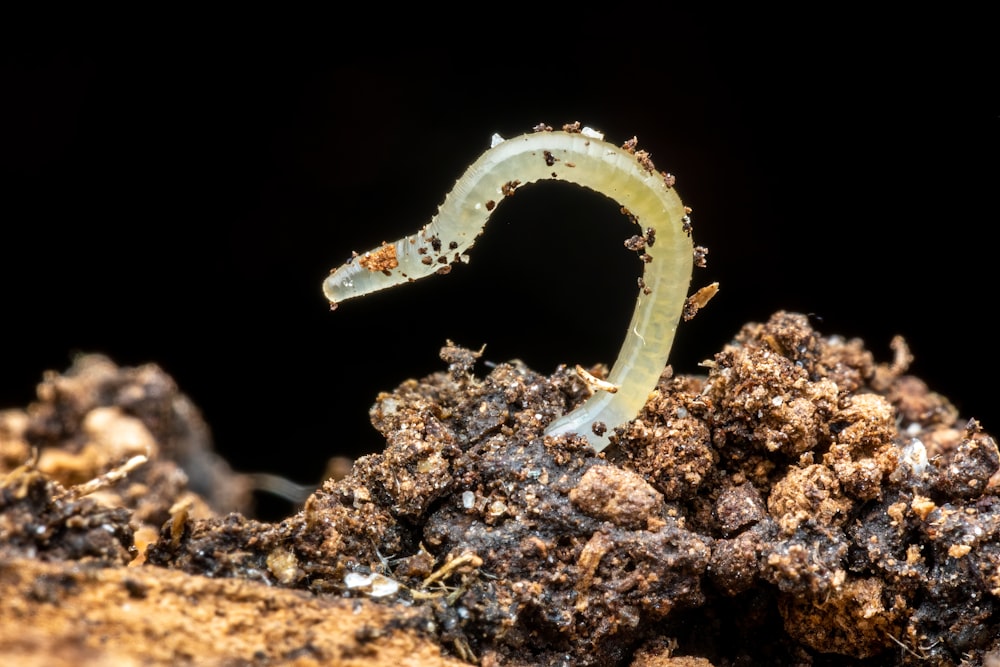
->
[324, 127, 694, 450]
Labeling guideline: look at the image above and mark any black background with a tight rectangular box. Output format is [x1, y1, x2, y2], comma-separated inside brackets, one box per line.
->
[3, 16, 996, 504]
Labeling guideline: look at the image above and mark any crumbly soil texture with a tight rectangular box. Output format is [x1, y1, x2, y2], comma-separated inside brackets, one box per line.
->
[2, 312, 999, 666]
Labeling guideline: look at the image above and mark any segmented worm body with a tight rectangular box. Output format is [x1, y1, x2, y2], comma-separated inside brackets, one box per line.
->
[324, 126, 694, 451]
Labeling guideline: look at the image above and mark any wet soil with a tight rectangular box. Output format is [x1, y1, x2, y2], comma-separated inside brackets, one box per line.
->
[2, 312, 998, 666]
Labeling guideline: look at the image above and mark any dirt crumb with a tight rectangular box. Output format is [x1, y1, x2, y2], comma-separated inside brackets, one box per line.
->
[358, 241, 400, 272]
[569, 464, 666, 530]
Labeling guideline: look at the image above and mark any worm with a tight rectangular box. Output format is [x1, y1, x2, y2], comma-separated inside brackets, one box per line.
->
[323, 125, 694, 451]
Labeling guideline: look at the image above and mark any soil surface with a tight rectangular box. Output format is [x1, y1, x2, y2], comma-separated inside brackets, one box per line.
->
[2, 312, 999, 666]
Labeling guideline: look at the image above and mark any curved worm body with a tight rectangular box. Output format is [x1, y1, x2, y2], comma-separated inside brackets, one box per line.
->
[324, 127, 693, 451]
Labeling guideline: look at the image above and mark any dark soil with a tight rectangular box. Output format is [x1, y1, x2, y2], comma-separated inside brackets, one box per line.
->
[2, 312, 999, 666]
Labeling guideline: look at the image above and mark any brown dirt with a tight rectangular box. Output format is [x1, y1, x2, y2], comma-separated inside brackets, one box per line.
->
[2, 312, 999, 666]
[0, 557, 465, 667]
